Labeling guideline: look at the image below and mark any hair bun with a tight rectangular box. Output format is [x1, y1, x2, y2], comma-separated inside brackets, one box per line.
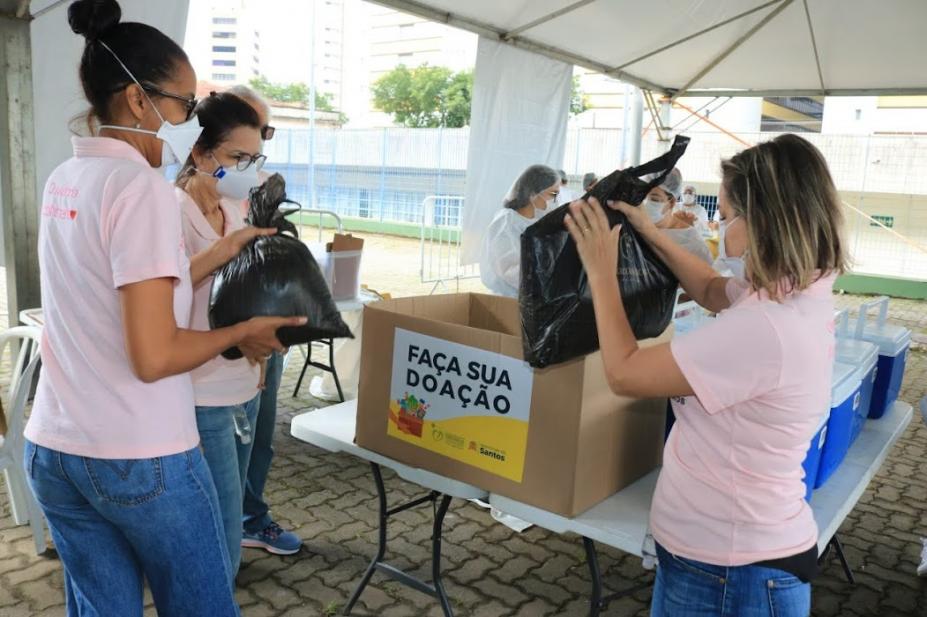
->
[68, 0, 122, 41]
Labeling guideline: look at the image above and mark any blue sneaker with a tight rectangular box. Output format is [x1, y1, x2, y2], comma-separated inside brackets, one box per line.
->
[241, 522, 302, 555]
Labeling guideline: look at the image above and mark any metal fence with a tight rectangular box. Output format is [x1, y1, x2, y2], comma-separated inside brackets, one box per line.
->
[262, 126, 927, 280]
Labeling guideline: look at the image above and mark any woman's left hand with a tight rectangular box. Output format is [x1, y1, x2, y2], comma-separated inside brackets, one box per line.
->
[564, 198, 621, 285]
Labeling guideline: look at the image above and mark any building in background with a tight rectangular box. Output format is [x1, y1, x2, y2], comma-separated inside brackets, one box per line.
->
[184, 0, 258, 84]
[184, 0, 348, 110]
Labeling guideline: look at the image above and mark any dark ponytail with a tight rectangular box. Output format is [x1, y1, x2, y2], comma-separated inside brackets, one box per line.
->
[175, 92, 261, 187]
[68, 0, 190, 128]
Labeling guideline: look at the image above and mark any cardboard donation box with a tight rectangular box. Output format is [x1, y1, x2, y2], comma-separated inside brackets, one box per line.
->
[356, 293, 669, 517]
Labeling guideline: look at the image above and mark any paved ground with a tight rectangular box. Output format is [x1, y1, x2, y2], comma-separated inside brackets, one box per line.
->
[0, 234, 925, 616]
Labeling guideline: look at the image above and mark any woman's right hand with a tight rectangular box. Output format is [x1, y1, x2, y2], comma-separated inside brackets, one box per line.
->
[238, 316, 307, 360]
[216, 227, 277, 265]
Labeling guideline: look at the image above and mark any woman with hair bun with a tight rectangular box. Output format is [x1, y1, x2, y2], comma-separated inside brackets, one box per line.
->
[23, 2, 303, 613]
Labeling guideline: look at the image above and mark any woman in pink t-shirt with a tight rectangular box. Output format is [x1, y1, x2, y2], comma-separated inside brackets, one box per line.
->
[24, 2, 304, 615]
[174, 92, 271, 577]
[565, 134, 847, 616]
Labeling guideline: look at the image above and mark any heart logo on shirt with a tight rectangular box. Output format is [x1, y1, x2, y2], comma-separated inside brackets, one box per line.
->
[69, 210, 78, 220]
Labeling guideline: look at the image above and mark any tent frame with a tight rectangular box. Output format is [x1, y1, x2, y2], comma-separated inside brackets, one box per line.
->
[369, 0, 927, 97]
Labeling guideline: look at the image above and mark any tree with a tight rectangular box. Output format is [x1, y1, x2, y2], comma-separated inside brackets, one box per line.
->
[571, 76, 589, 116]
[371, 65, 473, 128]
[371, 65, 588, 127]
[247, 76, 347, 123]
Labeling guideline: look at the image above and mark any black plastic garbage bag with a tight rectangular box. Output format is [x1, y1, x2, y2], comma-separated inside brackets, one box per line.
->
[209, 174, 352, 360]
[519, 135, 690, 368]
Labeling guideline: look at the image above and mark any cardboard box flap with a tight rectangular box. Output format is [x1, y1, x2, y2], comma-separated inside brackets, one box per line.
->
[368, 294, 523, 351]
[469, 294, 521, 338]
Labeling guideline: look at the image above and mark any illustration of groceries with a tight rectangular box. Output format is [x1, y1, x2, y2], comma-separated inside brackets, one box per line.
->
[389, 392, 430, 438]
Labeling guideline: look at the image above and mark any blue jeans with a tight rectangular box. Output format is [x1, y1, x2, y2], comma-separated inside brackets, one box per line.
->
[241, 351, 284, 534]
[24, 440, 238, 617]
[652, 544, 811, 617]
[195, 395, 260, 577]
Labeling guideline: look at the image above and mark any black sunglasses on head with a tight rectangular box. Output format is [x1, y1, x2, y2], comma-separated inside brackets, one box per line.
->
[261, 125, 276, 140]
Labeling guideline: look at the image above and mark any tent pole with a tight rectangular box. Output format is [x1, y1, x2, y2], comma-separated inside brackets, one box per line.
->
[612, 0, 783, 72]
[671, 0, 794, 101]
[628, 88, 643, 166]
[801, 0, 826, 94]
[502, 0, 597, 40]
[0, 6, 41, 326]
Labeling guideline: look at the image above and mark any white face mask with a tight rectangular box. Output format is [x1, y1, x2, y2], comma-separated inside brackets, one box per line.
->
[682, 194, 696, 206]
[533, 195, 555, 217]
[717, 215, 742, 261]
[642, 198, 665, 222]
[206, 158, 262, 200]
[96, 41, 203, 169]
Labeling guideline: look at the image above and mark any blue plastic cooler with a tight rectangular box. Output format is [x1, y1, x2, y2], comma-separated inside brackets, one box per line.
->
[834, 310, 879, 444]
[800, 411, 828, 502]
[814, 361, 861, 489]
[853, 298, 910, 418]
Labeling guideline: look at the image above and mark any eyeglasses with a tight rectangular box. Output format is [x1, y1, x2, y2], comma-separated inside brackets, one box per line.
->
[226, 152, 267, 172]
[261, 125, 276, 140]
[142, 84, 198, 120]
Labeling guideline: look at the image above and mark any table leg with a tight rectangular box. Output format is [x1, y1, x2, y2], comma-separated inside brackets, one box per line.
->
[582, 536, 653, 616]
[432, 494, 454, 616]
[344, 462, 455, 617]
[293, 345, 313, 398]
[583, 537, 604, 617]
[344, 463, 388, 614]
[327, 339, 345, 403]
[819, 535, 856, 585]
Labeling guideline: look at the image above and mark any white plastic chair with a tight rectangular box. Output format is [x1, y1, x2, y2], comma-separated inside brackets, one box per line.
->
[0, 326, 46, 554]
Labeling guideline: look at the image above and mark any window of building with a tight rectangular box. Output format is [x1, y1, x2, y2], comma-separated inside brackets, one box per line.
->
[212, 45, 236, 53]
[212, 73, 236, 81]
[212, 31, 236, 39]
[212, 17, 236, 25]
[212, 59, 236, 67]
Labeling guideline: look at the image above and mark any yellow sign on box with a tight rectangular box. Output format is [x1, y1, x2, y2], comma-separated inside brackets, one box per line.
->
[387, 328, 534, 482]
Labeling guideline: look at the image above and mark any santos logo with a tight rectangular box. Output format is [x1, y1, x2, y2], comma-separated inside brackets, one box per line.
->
[478, 445, 506, 462]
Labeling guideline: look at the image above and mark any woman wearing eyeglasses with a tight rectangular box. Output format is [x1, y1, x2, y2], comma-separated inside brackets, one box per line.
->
[174, 91, 271, 577]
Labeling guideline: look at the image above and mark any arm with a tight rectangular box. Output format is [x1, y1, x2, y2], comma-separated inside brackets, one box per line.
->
[611, 200, 733, 313]
[120, 278, 305, 383]
[189, 227, 277, 287]
[564, 199, 694, 399]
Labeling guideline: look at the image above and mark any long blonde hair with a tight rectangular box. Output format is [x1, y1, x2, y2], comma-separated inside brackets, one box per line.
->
[721, 134, 847, 300]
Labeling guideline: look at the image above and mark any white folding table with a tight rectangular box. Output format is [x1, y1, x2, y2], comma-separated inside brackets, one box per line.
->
[290, 401, 486, 617]
[291, 400, 913, 617]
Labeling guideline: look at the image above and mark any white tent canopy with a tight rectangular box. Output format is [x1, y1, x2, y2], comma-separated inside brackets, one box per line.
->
[370, 0, 927, 97]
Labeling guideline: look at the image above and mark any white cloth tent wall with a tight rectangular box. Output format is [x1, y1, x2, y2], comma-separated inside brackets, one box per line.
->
[461, 37, 572, 265]
[29, 0, 191, 199]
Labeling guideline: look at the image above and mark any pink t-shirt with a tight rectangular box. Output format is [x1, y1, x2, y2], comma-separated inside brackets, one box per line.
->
[650, 273, 837, 566]
[25, 137, 198, 459]
[177, 189, 260, 406]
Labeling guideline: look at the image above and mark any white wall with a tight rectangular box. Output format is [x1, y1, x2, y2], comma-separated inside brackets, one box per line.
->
[822, 97, 878, 135]
[30, 0, 191, 198]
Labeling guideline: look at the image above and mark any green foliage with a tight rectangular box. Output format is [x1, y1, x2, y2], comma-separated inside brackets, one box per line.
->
[247, 76, 347, 123]
[371, 64, 472, 128]
[372, 65, 588, 126]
